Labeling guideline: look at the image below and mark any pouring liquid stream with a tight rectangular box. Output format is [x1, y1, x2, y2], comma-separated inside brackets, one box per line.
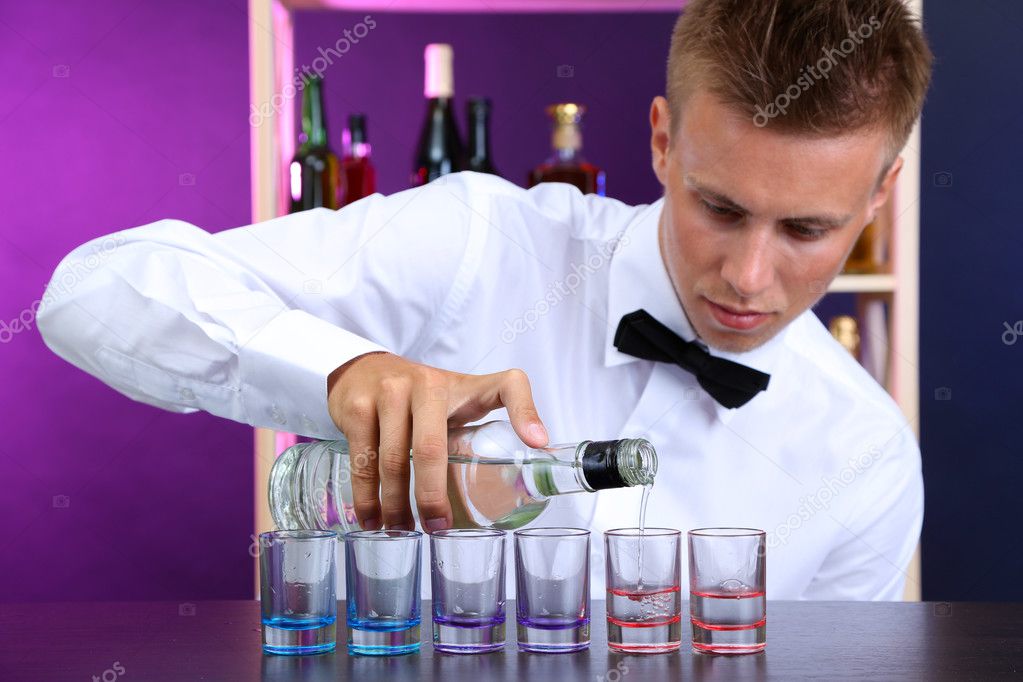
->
[637, 483, 652, 589]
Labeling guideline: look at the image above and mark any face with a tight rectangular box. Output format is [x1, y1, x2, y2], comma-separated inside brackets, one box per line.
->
[649, 90, 902, 353]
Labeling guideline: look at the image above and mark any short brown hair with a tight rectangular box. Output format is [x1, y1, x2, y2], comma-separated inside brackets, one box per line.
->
[667, 0, 933, 163]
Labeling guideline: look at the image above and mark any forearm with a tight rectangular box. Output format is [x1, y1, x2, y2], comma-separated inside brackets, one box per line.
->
[36, 219, 387, 437]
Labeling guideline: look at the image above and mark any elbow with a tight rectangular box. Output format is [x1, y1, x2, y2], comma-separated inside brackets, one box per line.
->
[36, 231, 131, 363]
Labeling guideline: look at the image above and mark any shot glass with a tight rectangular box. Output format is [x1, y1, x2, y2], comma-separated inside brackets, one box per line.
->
[258, 529, 337, 655]
[688, 528, 766, 655]
[430, 528, 507, 654]
[514, 527, 590, 653]
[604, 528, 682, 653]
[344, 529, 422, 656]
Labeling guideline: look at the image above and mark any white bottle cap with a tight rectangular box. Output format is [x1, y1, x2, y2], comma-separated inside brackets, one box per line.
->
[424, 43, 454, 99]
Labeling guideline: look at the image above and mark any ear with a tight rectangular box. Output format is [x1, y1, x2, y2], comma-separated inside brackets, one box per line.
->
[650, 96, 672, 188]
[869, 156, 903, 219]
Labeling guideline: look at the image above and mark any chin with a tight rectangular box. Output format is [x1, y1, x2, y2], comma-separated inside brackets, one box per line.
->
[697, 324, 777, 354]
[707, 334, 769, 354]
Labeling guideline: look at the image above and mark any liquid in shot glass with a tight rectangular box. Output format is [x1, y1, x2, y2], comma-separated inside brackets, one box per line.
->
[514, 527, 590, 653]
[258, 530, 337, 656]
[430, 528, 507, 654]
[344, 529, 422, 656]
[688, 528, 766, 654]
[604, 527, 682, 653]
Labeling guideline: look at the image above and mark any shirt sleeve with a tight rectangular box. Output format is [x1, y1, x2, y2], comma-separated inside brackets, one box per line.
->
[801, 424, 924, 600]
[36, 174, 489, 439]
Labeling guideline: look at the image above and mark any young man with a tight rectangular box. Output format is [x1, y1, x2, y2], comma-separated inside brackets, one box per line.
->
[38, 0, 932, 599]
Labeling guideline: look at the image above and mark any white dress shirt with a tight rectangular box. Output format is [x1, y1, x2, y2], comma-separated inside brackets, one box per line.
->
[38, 171, 922, 601]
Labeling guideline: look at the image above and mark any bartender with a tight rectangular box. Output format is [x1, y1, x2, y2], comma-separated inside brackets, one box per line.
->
[37, 0, 932, 600]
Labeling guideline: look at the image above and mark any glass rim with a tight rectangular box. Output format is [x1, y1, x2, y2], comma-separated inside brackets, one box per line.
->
[429, 528, 506, 539]
[605, 527, 681, 538]
[688, 527, 766, 538]
[344, 529, 423, 541]
[259, 529, 336, 541]
[513, 527, 589, 538]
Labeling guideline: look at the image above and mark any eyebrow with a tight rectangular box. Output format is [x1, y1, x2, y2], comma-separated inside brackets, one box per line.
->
[684, 174, 852, 229]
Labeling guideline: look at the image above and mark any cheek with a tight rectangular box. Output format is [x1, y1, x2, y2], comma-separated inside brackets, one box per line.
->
[667, 198, 717, 269]
[781, 242, 848, 300]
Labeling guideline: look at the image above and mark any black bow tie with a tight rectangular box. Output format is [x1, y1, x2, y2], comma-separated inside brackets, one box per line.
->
[613, 309, 770, 408]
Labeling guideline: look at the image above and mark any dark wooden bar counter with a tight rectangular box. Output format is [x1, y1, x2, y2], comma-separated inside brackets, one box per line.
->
[1, 600, 1020, 680]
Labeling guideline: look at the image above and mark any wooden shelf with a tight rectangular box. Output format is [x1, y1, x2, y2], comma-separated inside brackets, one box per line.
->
[828, 274, 897, 294]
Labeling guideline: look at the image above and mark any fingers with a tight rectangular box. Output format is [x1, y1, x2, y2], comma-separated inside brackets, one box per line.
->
[341, 396, 381, 530]
[377, 376, 414, 530]
[410, 377, 453, 531]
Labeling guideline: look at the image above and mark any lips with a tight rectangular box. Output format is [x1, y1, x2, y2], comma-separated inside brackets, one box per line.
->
[704, 298, 772, 332]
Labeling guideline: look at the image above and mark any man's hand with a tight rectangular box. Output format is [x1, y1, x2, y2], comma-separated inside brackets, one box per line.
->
[326, 352, 549, 532]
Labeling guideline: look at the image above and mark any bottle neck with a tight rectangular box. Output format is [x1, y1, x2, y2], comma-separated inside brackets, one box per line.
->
[531, 438, 657, 497]
[467, 100, 493, 169]
[344, 115, 371, 159]
[579, 438, 657, 491]
[551, 123, 582, 159]
[301, 78, 329, 147]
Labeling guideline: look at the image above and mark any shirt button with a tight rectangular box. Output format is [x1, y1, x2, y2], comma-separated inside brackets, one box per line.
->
[179, 387, 196, 401]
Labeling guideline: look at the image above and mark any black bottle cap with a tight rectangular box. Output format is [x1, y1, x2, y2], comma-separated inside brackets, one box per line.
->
[581, 440, 627, 491]
[347, 113, 368, 145]
[467, 97, 491, 117]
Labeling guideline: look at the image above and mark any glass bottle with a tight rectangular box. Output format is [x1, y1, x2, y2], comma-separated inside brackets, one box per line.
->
[289, 75, 342, 213]
[529, 103, 605, 196]
[466, 97, 500, 176]
[268, 420, 657, 533]
[411, 43, 465, 186]
[829, 315, 861, 359]
[340, 113, 377, 205]
[843, 220, 884, 273]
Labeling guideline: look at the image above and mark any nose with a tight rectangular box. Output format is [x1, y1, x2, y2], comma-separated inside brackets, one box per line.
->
[719, 227, 775, 299]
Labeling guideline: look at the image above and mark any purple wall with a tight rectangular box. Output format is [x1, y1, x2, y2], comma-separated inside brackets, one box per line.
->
[0, 1, 253, 601]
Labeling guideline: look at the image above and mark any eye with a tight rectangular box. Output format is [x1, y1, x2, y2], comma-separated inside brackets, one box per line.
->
[700, 199, 738, 219]
[787, 223, 828, 241]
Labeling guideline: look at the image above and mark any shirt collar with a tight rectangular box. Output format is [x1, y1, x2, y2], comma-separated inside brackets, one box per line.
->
[604, 197, 789, 423]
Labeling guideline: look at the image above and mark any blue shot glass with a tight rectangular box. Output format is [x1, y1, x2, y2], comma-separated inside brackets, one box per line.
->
[259, 530, 338, 655]
[430, 528, 507, 654]
[514, 527, 591, 653]
[344, 529, 423, 656]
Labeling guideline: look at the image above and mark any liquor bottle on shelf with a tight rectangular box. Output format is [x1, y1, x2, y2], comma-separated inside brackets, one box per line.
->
[828, 315, 861, 359]
[412, 43, 465, 186]
[268, 420, 657, 532]
[843, 220, 885, 273]
[289, 75, 342, 213]
[340, 113, 377, 205]
[466, 97, 500, 177]
[529, 103, 605, 196]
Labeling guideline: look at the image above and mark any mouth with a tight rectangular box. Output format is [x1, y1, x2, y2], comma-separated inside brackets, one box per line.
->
[703, 297, 774, 332]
